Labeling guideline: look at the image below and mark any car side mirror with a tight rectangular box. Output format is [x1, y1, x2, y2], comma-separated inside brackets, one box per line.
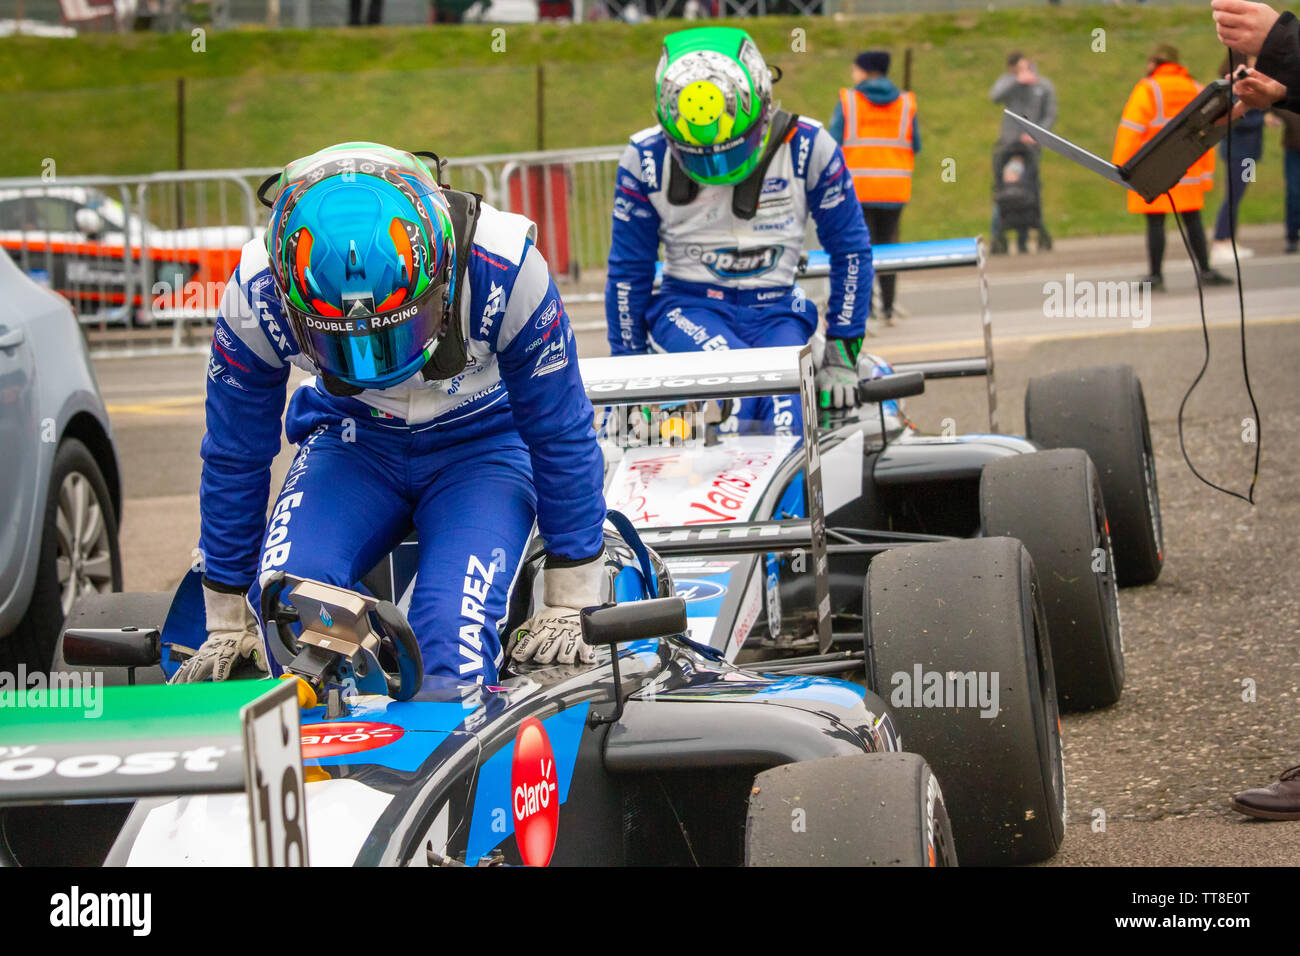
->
[75, 208, 105, 238]
[582, 597, 687, 728]
[580, 597, 688, 647]
[62, 627, 161, 669]
[859, 370, 925, 404]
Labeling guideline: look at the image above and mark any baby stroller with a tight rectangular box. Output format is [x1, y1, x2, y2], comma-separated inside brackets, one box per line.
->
[992, 141, 1052, 254]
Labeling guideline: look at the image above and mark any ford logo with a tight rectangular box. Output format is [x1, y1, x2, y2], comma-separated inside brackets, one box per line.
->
[674, 578, 727, 603]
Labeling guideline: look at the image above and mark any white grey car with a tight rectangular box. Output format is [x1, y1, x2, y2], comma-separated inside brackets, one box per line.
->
[0, 244, 122, 672]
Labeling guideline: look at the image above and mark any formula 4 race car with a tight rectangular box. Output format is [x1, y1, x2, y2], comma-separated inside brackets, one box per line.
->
[1, 327, 1158, 867]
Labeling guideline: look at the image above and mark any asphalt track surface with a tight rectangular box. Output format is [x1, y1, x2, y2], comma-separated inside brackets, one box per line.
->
[93, 225, 1300, 866]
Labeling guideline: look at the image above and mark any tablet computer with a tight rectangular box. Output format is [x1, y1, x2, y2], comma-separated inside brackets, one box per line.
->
[1005, 76, 1232, 203]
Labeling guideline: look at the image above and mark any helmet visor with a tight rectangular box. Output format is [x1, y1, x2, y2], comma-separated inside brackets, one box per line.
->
[282, 282, 445, 388]
[667, 120, 768, 185]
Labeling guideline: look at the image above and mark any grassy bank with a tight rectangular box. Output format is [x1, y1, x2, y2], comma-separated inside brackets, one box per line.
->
[2, 4, 1295, 240]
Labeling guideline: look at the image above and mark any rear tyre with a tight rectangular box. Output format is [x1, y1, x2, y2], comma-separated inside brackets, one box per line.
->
[1025, 364, 1163, 585]
[0, 439, 122, 674]
[746, 752, 957, 866]
[981, 449, 1123, 711]
[865, 537, 1066, 865]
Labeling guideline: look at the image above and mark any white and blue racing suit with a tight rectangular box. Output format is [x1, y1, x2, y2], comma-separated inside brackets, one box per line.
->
[199, 202, 606, 684]
[604, 119, 874, 431]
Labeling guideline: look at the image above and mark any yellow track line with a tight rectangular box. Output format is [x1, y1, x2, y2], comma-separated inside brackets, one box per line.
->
[106, 395, 205, 416]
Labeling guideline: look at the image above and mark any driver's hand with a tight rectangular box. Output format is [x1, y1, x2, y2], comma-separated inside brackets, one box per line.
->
[818, 334, 863, 410]
[510, 554, 605, 667]
[170, 583, 269, 683]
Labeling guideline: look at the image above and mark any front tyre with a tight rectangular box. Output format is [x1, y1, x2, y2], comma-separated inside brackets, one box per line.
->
[746, 753, 957, 866]
[866, 537, 1066, 865]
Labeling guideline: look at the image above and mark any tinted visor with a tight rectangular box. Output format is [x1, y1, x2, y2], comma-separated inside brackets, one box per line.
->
[283, 282, 445, 388]
[667, 121, 768, 184]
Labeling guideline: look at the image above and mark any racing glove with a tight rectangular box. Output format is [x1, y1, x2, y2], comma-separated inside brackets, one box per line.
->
[818, 334, 863, 410]
[169, 583, 269, 683]
[510, 555, 605, 667]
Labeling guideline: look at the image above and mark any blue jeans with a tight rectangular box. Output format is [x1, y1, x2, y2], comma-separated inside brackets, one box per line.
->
[248, 394, 538, 685]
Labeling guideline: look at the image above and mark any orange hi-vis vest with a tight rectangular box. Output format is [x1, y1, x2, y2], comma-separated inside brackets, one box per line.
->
[839, 87, 916, 204]
[1111, 63, 1215, 214]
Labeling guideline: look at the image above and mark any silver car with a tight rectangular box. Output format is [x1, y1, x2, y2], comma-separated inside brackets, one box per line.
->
[0, 247, 122, 672]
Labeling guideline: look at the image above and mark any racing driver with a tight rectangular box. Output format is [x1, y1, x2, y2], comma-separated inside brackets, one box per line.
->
[605, 26, 875, 430]
[172, 142, 607, 686]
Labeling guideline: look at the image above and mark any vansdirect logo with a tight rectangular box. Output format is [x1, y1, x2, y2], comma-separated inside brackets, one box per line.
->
[50, 886, 151, 936]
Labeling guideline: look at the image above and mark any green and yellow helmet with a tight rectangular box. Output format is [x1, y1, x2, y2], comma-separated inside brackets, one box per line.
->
[654, 26, 774, 187]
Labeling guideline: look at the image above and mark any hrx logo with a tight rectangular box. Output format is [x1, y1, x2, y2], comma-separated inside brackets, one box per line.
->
[511, 717, 558, 866]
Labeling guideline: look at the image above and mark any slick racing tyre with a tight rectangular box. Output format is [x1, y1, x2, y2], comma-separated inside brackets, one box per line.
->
[0, 439, 122, 675]
[865, 537, 1066, 865]
[1025, 364, 1163, 585]
[981, 448, 1124, 711]
[745, 752, 957, 866]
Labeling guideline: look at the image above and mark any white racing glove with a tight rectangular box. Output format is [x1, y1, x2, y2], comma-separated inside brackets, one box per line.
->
[510, 556, 605, 667]
[818, 334, 863, 410]
[169, 584, 269, 683]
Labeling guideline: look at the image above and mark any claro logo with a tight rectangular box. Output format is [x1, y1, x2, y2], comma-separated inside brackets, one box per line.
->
[300, 722, 405, 759]
[511, 717, 559, 867]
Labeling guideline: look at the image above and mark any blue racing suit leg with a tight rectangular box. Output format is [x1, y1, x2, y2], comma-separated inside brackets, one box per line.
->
[647, 288, 817, 436]
[734, 298, 819, 436]
[246, 422, 415, 676]
[406, 430, 538, 685]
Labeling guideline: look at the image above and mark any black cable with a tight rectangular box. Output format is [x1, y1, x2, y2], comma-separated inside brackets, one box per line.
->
[1166, 58, 1261, 505]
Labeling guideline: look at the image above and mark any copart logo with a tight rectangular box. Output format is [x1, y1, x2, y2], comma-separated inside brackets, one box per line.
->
[511, 717, 558, 866]
[300, 721, 405, 759]
[688, 245, 781, 280]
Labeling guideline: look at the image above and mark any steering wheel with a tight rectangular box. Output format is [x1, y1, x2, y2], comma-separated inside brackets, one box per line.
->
[260, 572, 424, 702]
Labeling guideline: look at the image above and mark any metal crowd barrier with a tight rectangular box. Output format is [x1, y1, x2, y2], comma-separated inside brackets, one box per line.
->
[0, 169, 262, 356]
[0, 146, 628, 355]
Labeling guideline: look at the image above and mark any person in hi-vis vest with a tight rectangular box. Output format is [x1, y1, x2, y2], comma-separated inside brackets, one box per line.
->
[1112, 44, 1233, 291]
[829, 50, 919, 326]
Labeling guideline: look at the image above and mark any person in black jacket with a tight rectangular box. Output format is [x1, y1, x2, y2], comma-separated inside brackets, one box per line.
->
[1212, 0, 1300, 824]
[1213, 0, 1300, 114]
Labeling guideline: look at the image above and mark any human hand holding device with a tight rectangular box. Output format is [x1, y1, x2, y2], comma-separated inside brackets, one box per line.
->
[1229, 66, 1288, 115]
[1212, 0, 1283, 56]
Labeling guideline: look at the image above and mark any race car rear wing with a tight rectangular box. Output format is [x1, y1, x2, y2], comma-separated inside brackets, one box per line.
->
[579, 345, 806, 407]
[583, 345, 832, 651]
[0, 679, 307, 866]
[633, 237, 999, 430]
